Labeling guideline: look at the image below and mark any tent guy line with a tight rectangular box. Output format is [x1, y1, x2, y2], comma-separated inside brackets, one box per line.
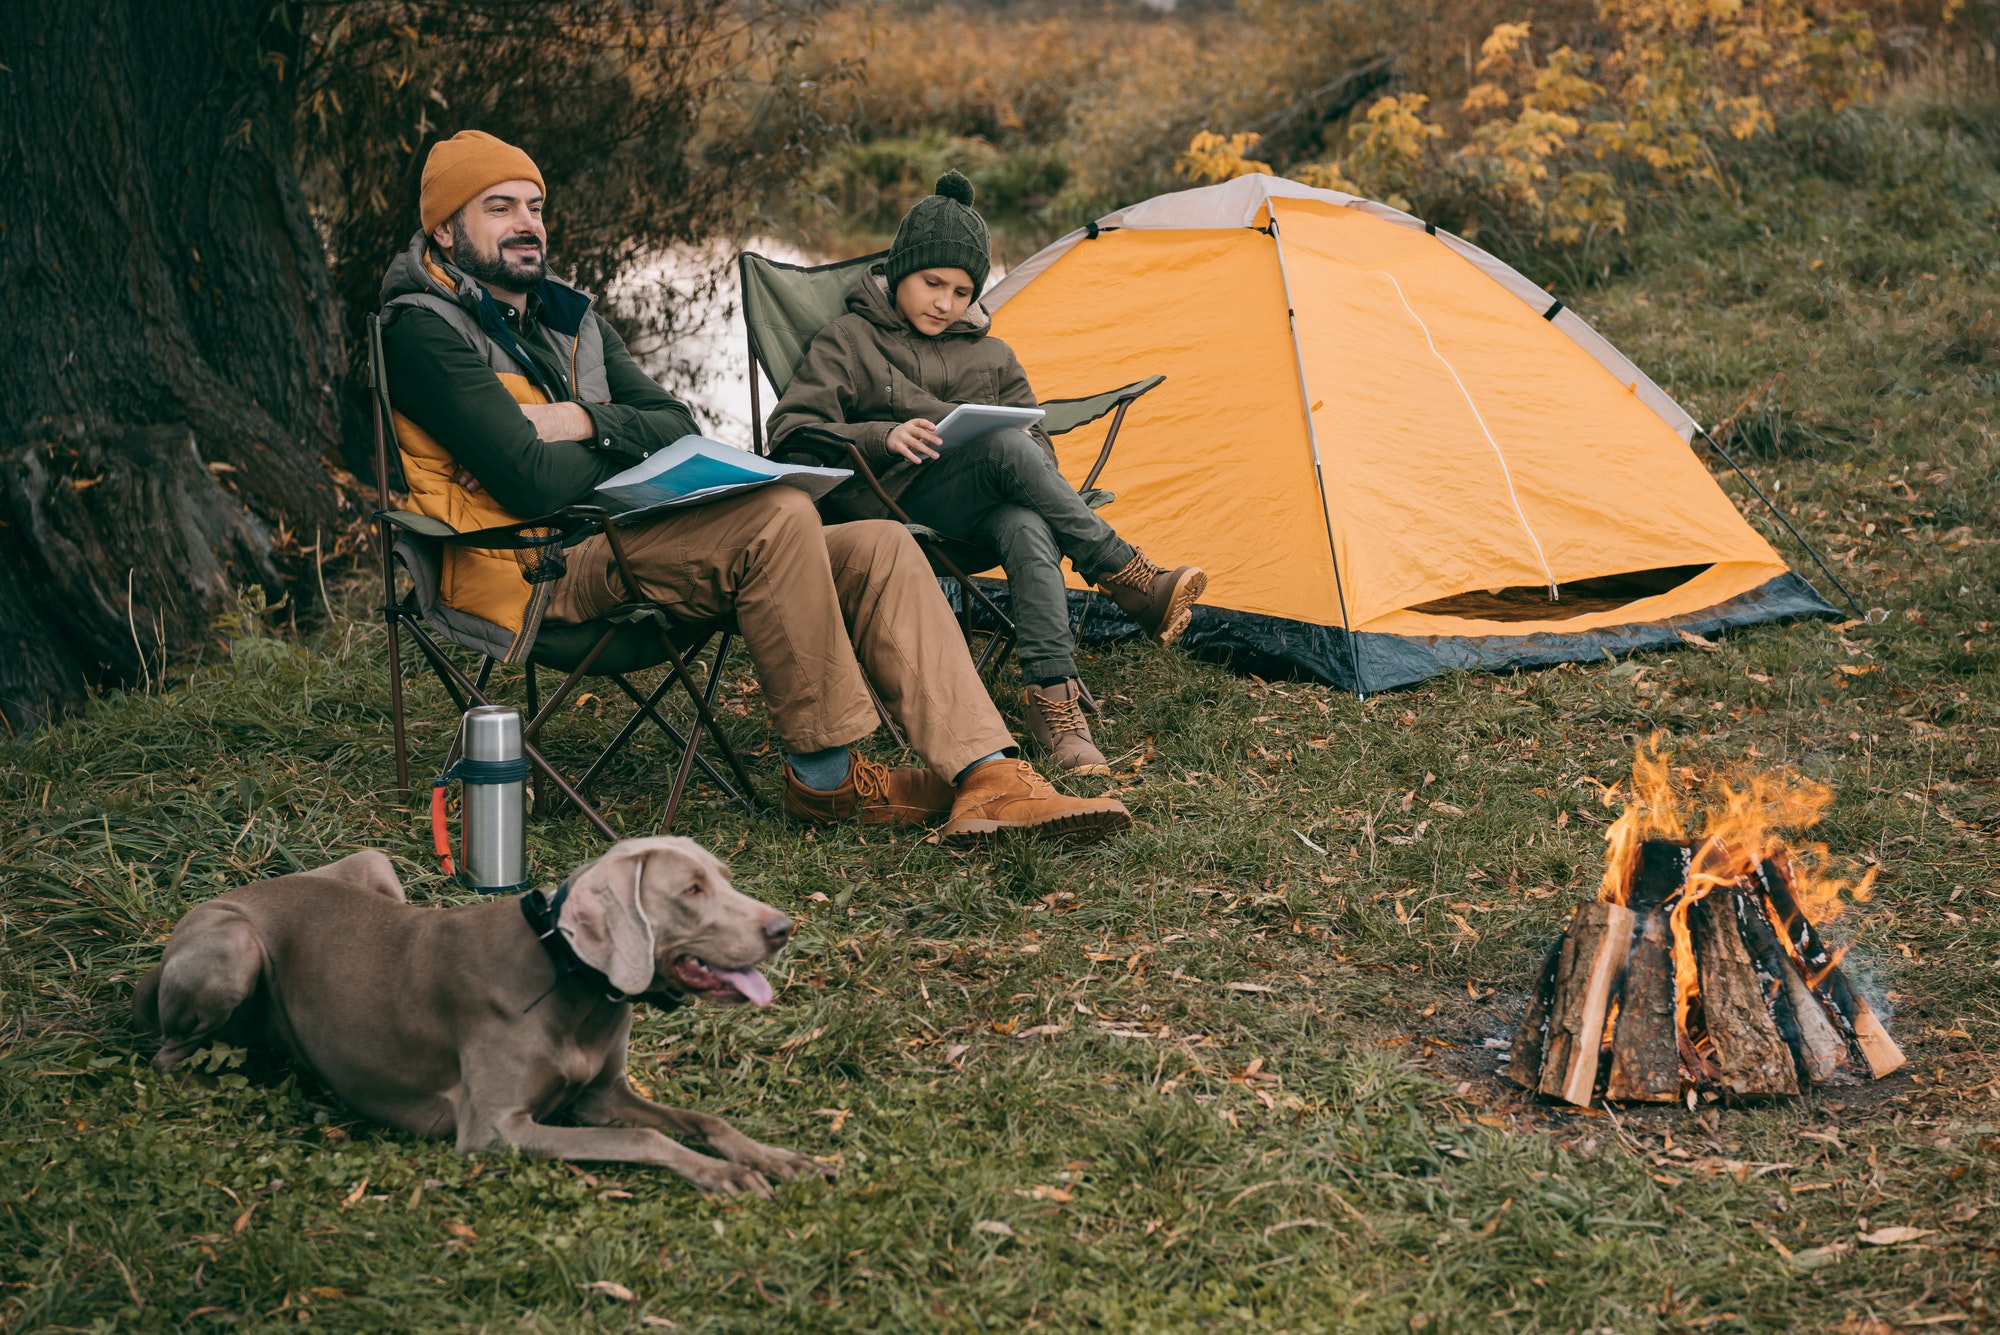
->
[1376, 267, 1558, 603]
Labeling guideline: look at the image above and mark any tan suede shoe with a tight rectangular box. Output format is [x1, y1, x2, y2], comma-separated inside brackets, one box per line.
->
[939, 758, 1131, 845]
[1095, 551, 1207, 649]
[782, 755, 955, 827]
[1022, 679, 1111, 776]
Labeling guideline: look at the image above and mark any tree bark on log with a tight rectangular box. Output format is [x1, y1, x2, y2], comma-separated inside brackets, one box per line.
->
[1757, 859, 1906, 1078]
[1507, 935, 1565, 1089]
[0, 0, 342, 730]
[1538, 901, 1635, 1107]
[1605, 911, 1679, 1102]
[1735, 884, 1844, 1085]
[1692, 888, 1798, 1098]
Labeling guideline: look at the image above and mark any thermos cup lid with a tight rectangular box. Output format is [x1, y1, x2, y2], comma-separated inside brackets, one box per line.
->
[462, 705, 524, 763]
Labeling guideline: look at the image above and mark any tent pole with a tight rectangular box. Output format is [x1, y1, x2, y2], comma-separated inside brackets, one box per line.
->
[1692, 425, 1865, 620]
[1268, 215, 1367, 699]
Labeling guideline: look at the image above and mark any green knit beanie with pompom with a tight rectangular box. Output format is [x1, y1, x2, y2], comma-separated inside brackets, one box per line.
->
[884, 170, 991, 299]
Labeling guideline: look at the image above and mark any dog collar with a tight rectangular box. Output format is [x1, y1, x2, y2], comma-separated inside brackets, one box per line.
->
[518, 879, 684, 1010]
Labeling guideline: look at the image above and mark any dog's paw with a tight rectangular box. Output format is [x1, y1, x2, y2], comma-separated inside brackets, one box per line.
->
[685, 1160, 776, 1200]
[738, 1142, 835, 1184]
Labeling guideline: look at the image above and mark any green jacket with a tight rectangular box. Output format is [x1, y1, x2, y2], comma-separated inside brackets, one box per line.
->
[766, 264, 1053, 504]
[378, 233, 700, 518]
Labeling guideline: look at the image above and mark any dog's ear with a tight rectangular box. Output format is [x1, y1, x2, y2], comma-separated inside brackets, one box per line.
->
[559, 851, 657, 996]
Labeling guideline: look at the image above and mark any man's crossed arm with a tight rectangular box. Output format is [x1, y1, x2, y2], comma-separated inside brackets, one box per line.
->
[382, 308, 700, 515]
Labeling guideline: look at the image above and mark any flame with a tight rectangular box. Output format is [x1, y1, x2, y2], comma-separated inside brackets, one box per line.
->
[1597, 734, 1687, 906]
[1590, 735, 1878, 1092]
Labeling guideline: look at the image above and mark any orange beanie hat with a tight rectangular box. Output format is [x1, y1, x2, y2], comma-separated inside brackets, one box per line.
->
[419, 131, 545, 234]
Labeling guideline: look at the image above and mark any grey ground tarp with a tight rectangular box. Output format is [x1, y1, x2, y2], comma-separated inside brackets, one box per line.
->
[946, 572, 1838, 694]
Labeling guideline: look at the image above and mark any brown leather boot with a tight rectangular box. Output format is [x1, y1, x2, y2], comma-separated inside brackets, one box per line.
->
[1095, 551, 1207, 649]
[939, 758, 1131, 845]
[783, 754, 955, 827]
[1022, 679, 1110, 777]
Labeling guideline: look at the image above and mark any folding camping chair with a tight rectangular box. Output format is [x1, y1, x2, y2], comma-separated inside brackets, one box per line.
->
[738, 249, 1165, 679]
[367, 313, 759, 842]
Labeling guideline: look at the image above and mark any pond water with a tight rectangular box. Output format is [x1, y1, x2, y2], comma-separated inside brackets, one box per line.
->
[618, 239, 1008, 447]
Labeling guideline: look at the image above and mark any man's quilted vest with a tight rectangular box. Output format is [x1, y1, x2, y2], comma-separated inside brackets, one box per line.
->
[380, 238, 610, 663]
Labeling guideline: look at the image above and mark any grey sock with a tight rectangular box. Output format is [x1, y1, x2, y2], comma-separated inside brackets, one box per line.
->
[953, 751, 1010, 785]
[787, 746, 852, 791]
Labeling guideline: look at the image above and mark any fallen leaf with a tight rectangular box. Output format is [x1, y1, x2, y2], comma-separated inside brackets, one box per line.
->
[1835, 664, 1878, 677]
[1013, 1023, 1068, 1040]
[1789, 1241, 1850, 1270]
[1677, 629, 1720, 652]
[581, 1280, 636, 1302]
[814, 1108, 851, 1133]
[973, 1219, 1016, 1237]
[443, 1221, 477, 1242]
[340, 1178, 368, 1208]
[1224, 982, 1273, 994]
[1858, 1226, 1935, 1246]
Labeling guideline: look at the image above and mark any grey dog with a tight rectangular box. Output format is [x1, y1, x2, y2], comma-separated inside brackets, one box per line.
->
[132, 836, 831, 1199]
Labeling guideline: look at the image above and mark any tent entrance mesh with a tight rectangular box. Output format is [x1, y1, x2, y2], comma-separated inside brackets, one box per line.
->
[1406, 564, 1711, 624]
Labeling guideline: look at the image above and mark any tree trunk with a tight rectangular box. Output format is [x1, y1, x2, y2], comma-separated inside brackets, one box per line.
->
[0, 0, 343, 731]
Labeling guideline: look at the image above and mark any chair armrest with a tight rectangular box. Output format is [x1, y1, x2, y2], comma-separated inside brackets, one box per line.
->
[375, 506, 605, 550]
[778, 428, 915, 525]
[1038, 375, 1166, 437]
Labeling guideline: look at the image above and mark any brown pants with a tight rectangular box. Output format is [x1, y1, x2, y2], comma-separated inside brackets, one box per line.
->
[544, 486, 1015, 780]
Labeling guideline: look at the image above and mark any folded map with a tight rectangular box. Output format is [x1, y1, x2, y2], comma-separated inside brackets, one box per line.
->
[594, 435, 850, 516]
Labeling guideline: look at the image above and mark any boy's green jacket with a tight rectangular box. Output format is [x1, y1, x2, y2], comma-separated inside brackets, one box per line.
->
[766, 265, 1056, 506]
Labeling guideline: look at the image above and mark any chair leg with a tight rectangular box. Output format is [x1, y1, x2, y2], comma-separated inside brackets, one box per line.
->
[402, 620, 620, 841]
[602, 672, 743, 804]
[523, 661, 547, 816]
[574, 674, 671, 802]
[652, 628, 761, 806]
[386, 610, 410, 801]
[661, 631, 755, 832]
[862, 672, 908, 752]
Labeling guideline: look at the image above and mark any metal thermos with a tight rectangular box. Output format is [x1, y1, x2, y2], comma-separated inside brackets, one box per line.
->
[445, 705, 528, 893]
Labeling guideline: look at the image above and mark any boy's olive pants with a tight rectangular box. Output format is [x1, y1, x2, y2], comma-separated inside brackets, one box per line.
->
[894, 429, 1135, 684]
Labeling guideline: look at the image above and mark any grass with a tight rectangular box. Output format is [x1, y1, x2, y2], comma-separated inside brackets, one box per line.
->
[5, 101, 2000, 1333]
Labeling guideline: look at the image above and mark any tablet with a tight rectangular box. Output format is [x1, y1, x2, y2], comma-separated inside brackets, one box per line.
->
[932, 403, 1047, 450]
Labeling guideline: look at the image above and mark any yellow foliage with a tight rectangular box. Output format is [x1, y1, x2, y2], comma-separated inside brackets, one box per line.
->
[1462, 82, 1512, 118]
[1477, 21, 1535, 75]
[1524, 47, 1605, 115]
[1176, 131, 1274, 184]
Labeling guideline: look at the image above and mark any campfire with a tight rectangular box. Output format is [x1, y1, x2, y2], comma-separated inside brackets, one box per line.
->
[1509, 740, 1904, 1107]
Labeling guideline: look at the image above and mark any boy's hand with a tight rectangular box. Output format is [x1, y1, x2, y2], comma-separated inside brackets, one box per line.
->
[886, 419, 941, 464]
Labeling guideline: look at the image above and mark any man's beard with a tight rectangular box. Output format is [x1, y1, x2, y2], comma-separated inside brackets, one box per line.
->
[449, 217, 547, 292]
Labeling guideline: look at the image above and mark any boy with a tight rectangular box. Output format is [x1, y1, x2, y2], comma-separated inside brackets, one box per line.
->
[767, 172, 1206, 774]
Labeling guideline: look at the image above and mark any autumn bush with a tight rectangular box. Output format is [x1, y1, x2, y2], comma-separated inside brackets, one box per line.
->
[785, 0, 1995, 272]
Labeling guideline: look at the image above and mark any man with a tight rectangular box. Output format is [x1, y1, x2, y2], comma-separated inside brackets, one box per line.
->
[379, 131, 1130, 844]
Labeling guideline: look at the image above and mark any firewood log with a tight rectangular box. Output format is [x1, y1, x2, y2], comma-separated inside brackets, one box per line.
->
[1692, 888, 1798, 1098]
[1507, 935, 1565, 1089]
[1605, 911, 1679, 1101]
[1757, 859, 1906, 1079]
[1735, 887, 1843, 1085]
[1537, 901, 1636, 1106]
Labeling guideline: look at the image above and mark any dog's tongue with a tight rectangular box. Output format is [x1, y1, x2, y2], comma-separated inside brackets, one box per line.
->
[710, 966, 772, 1007]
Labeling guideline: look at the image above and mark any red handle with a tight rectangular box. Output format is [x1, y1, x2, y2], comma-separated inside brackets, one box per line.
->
[431, 781, 455, 877]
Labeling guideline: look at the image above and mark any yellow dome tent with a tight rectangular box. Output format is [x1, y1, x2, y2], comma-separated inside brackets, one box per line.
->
[982, 174, 1836, 693]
